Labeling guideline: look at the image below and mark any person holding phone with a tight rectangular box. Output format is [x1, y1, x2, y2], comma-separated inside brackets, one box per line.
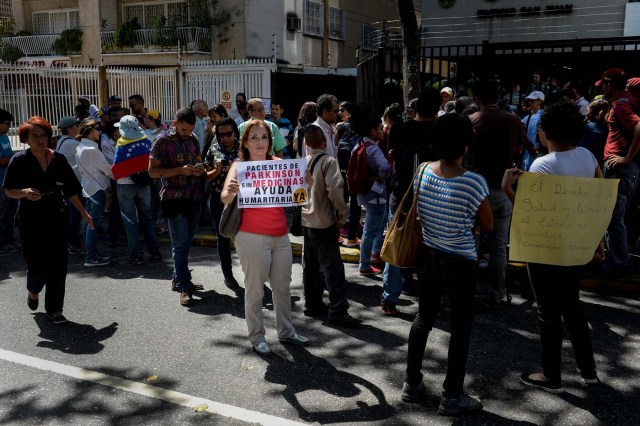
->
[3, 117, 93, 325]
[149, 108, 205, 306]
[204, 118, 241, 290]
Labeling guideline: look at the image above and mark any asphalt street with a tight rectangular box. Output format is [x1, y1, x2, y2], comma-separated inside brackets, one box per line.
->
[1, 239, 639, 425]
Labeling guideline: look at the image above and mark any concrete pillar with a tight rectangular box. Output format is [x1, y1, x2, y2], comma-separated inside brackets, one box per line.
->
[10, 0, 25, 31]
[79, 0, 102, 65]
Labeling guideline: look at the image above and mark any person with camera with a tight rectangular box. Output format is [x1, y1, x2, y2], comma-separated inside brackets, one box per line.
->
[204, 117, 242, 290]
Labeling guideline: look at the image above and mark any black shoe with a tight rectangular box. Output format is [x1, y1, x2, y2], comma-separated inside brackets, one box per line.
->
[130, 254, 144, 265]
[171, 279, 178, 292]
[303, 304, 329, 317]
[50, 313, 68, 325]
[328, 313, 361, 328]
[520, 373, 564, 394]
[27, 295, 38, 311]
[224, 276, 241, 290]
[150, 251, 162, 261]
[401, 381, 426, 403]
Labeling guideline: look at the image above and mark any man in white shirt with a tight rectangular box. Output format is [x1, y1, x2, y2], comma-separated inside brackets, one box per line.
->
[303, 94, 339, 157]
[190, 99, 209, 153]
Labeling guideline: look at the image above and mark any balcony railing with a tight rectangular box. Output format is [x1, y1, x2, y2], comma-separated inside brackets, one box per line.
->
[101, 27, 211, 54]
[0, 34, 61, 56]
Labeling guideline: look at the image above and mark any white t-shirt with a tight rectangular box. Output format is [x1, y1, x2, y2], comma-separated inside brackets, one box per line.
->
[529, 147, 597, 178]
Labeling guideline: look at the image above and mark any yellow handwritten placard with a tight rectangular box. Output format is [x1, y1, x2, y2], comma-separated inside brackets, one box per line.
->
[509, 173, 618, 266]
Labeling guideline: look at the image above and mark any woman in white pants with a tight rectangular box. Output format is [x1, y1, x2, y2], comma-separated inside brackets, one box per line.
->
[221, 120, 308, 356]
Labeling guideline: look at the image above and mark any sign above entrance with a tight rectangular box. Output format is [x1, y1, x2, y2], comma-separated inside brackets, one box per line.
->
[477, 4, 573, 18]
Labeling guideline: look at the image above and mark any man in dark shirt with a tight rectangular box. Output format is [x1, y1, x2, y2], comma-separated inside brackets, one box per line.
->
[465, 79, 527, 308]
[381, 88, 441, 315]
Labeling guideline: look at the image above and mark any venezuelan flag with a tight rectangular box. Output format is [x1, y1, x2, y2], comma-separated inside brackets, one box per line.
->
[112, 135, 152, 180]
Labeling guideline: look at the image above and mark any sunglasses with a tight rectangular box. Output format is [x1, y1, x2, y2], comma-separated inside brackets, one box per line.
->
[219, 130, 234, 138]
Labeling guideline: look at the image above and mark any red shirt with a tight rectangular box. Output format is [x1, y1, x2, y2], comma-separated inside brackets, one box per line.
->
[239, 207, 288, 237]
[603, 92, 640, 160]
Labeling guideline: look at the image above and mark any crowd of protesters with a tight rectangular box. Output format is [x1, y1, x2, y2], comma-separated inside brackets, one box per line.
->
[1, 65, 639, 416]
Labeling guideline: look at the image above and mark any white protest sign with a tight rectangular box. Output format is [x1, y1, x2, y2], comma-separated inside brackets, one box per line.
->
[237, 159, 308, 208]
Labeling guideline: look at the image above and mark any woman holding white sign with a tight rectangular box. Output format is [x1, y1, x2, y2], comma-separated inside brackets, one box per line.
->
[221, 120, 309, 356]
[502, 103, 604, 394]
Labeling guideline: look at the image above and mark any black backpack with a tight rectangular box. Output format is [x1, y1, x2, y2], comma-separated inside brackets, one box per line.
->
[337, 128, 361, 173]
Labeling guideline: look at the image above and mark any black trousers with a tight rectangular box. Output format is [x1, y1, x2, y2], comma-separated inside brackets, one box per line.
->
[302, 225, 349, 318]
[20, 209, 69, 315]
[527, 263, 597, 382]
[209, 191, 233, 278]
[405, 245, 476, 398]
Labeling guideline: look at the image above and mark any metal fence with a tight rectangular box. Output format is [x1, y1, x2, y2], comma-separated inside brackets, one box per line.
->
[0, 59, 274, 150]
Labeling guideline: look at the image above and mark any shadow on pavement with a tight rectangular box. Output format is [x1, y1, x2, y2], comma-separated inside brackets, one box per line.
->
[263, 344, 396, 424]
[33, 313, 118, 355]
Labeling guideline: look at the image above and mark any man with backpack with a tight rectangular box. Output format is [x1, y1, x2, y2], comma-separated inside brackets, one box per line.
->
[55, 116, 84, 254]
[347, 116, 389, 276]
[302, 125, 359, 328]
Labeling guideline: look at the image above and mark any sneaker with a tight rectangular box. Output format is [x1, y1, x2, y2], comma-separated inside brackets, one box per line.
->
[156, 223, 169, 234]
[381, 301, 399, 316]
[520, 373, 564, 394]
[253, 341, 272, 356]
[150, 251, 162, 261]
[96, 251, 112, 261]
[0, 243, 20, 254]
[339, 227, 349, 238]
[328, 313, 361, 328]
[179, 290, 194, 306]
[344, 238, 361, 248]
[579, 371, 601, 385]
[401, 381, 426, 403]
[371, 255, 384, 267]
[50, 313, 69, 325]
[359, 266, 382, 276]
[84, 258, 111, 267]
[279, 333, 310, 346]
[130, 254, 144, 265]
[438, 393, 483, 416]
[68, 245, 85, 255]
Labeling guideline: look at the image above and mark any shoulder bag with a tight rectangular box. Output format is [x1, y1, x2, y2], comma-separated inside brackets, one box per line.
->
[380, 162, 428, 268]
[219, 197, 241, 238]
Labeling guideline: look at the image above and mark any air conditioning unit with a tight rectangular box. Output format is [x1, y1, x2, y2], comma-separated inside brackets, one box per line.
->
[287, 13, 301, 32]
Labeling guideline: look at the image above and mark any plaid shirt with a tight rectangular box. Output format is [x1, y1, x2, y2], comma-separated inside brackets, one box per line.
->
[150, 127, 202, 201]
[203, 139, 240, 192]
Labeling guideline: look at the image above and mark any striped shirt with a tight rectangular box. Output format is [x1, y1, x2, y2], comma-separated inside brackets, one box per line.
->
[413, 163, 489, 261]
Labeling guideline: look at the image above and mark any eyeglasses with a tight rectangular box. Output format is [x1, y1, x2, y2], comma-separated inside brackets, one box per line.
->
[219, 130, 234, 138]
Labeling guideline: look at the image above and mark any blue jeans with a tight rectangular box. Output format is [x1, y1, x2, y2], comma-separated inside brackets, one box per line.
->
[382, 206, 404, 304]
[0, 188, 18, 245]
[604, 161, 639, 270]
[167, 200, 201, 292]
[359, 202, 387, 270]
[83, 190, 106, 262]
[117, 184, 159, 257]
[481, 189, 512, 303]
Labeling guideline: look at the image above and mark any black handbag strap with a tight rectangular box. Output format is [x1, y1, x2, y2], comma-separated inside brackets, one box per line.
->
[309, 153, 326, 176]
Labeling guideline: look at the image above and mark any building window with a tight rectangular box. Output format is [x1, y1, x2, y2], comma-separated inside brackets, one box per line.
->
[362, 24, 377, 51]
[0, 0, 11, 21]
[123, 0, 188, 28]
[32, 9, 80, 35]
[303, 0, 323, 37]
[330, 7, 345, 40]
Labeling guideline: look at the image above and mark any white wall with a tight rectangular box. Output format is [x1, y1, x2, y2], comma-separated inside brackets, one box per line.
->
[624, 2, 640, 36]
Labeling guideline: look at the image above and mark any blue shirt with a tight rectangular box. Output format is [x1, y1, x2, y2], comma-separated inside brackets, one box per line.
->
[521, 109, 543, 171]
[414, 163, 489, 261]
[0, 133, 14, 184]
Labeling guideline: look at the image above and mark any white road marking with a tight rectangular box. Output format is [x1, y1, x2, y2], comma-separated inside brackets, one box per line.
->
[0, 348, 307, 426]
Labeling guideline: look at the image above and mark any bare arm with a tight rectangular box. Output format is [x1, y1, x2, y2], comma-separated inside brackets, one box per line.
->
[148, 158, 197, 178]
[220, 162, 239, 204]
[501, 168, 524, 203]
[476, 197, 494, 233]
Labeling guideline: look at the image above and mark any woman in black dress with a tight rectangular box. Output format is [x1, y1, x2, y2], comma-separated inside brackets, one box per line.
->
[3, 117, 93, 324]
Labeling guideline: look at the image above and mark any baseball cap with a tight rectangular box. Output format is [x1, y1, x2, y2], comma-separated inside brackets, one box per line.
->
[525, 91, 545, 101]
[627, 77, 640, 90]
[595, 68, 627, 87]
[440, 87, 453, 96]
[78, 96, 90, 102]
[114, 115, 145, 140]
[58, 116, 79, 130]
[147, 109, 160, 121]
[109, 95, 123, 102]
